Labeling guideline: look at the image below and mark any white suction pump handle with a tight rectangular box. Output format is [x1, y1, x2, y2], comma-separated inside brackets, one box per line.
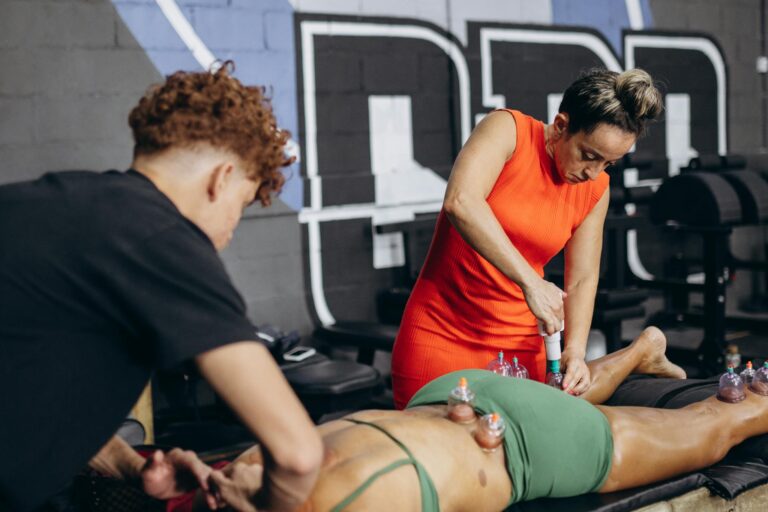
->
[538, 321, 563, 361]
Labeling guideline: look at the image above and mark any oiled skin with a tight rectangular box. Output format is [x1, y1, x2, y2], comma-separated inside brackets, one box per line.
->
[217, 328, 768, 511]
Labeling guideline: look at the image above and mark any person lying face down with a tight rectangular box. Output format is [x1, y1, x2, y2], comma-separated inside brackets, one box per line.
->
[198, 327, 768, 512]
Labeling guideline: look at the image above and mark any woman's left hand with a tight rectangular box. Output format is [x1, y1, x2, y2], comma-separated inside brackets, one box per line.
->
[561, 351, 591, 395]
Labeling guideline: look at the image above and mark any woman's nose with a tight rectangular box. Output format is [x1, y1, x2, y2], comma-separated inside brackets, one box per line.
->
[585, 164, 602, 180]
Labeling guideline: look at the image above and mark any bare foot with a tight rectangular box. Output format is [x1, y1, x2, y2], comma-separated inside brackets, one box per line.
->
[635, 327, 687, 379]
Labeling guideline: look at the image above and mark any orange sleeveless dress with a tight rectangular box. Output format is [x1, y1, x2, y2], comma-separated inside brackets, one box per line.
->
[391, 110, 610, 409]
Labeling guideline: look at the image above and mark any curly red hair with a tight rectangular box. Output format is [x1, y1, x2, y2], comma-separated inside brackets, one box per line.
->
[128, 61, 291, 206]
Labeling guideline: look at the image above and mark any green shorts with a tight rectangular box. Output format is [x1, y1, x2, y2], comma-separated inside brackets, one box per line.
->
[407, 369, 613, 505]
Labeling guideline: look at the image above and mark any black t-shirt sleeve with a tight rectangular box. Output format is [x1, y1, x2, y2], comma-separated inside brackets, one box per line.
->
[112, 222, 257, 368]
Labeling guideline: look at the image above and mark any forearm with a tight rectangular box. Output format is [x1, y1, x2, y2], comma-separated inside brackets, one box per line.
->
[259, 459, 319, 512]
[88, 435, 145, 481]
[248, 392, 321, 512]
[563, 275, 599, 356]
[563, 188, 609, 356]
[231, 445, 316, 511]
[444, 195, 539, 289]
[197, 342, 323, 511]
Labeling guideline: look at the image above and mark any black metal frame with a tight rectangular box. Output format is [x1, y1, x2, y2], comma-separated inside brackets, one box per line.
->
[637, 224, 732, 372]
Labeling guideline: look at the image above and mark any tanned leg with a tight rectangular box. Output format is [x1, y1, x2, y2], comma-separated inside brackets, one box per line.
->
[580, 326, 686, 405]
[598, 389, 768, 492]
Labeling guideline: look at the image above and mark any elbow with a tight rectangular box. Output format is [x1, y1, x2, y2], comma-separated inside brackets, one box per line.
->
[272, 432, 324, 476]
[288, 441, 323, 476]
[443, 190, 472, 223]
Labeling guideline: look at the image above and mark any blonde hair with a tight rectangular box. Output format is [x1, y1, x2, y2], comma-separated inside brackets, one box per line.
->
[558, 68, 663, 136]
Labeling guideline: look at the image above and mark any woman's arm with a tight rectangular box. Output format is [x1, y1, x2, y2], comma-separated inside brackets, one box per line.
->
[562, 188, 610, 394]
[443, 111, 566, 333]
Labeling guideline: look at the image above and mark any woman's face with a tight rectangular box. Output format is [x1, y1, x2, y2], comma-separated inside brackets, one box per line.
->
[550, 114, 636, 184]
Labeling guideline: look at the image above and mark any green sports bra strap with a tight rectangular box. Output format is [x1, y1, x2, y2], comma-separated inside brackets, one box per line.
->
[328, 418, 441, 512]
[343, 418, 419, 458]
[329, 458, 413, 512]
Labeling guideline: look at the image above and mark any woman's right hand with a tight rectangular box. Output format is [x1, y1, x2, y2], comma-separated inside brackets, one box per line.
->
[522, 278, 566, 334]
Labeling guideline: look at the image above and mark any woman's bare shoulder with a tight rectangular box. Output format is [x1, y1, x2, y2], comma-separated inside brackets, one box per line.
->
[468, 110, 518, 160]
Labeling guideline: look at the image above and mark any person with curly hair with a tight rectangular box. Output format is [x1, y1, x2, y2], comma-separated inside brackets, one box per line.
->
[0, 62, 322, 512]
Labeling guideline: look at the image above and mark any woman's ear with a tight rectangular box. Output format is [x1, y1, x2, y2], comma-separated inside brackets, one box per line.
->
[553, 112, 569, 139]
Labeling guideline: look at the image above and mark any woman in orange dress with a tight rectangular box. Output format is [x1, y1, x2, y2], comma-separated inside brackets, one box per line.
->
[391, 68, 663, 408]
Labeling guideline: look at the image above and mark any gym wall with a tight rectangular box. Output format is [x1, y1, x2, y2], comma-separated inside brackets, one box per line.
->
[0, 0, 765, 334]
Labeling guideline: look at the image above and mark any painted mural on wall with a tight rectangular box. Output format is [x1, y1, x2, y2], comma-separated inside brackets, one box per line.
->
[113, 0, 727, 326]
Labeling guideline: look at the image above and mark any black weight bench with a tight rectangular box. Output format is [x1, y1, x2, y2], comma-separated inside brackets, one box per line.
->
[152, 353, 383, 450]
[244, 326, 385, 421]
[152, 327, 384, 449]
[281, 353, 383, 421]
[313, 322, 398, 365]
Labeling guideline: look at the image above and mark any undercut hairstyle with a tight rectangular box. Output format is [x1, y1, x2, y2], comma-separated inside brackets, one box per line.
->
[128, 61, 290, 206]
[558, 68, 663, 137]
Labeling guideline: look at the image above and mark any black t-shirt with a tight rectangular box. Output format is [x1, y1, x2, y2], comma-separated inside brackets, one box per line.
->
[0, 170, 257, 511]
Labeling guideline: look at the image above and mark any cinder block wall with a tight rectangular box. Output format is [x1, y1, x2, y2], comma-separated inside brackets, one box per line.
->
[0, 0, 765, 337]
[0, 1, 153, 181]
[651, 0, 765, 154]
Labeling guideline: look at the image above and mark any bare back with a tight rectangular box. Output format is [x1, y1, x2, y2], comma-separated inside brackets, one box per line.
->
[306, 406, 512, 512]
